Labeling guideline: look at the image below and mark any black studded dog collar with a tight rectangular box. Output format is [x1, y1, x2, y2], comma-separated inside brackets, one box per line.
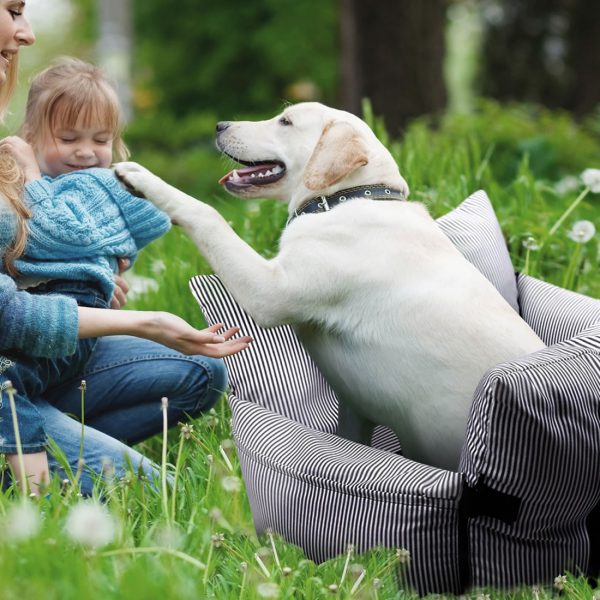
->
[287, 184, 406, 225]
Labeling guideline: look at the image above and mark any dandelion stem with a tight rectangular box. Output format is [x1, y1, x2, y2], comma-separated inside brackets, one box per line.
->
[203, 543, 213, 586]
[170, 431, 185, 522]
[254, 552, 271, 578]
[219, 444, 234, 472]
[350, 569, 365, 596]
[6, 383, 28, 496]
[74, 380, 87, 489]
[339, 544, 354, 587]
[267, 529, 281, 571]
[160, 397, 170, 522]
[548, 186, 590, 238]
[98, 546, 205, 570]
[562, 243, 582, 290]
[239, 566, 247, 599]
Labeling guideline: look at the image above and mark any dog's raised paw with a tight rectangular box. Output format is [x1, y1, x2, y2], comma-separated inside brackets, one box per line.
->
[113, 162, 150, 199]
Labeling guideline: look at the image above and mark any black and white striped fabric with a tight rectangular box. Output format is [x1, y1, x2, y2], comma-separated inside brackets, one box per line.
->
[189, 192, 600, 595]
[437, 190, 520, 312]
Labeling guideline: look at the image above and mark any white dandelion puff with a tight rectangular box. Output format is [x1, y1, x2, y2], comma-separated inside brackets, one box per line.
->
[581, 168, 600, 193]
[64, 501, 117, 548]
[522, 236, 540, 251]
[554, 574, 567, 591]
[567, 220, 596, 244]
[256, 582, 280, 598]
[555, 175, 581, 196]
[220, 475, 242, 493]
[4, 501, 41, 541]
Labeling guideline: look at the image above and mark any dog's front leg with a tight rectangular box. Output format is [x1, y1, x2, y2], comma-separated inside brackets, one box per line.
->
[337, 400, 374, 446]
[114, 162, 295, 327]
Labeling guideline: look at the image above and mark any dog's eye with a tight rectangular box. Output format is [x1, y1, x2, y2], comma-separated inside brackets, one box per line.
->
[278, 116, 293, 126]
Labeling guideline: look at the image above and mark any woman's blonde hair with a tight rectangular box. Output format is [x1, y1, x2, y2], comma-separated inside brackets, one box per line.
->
[0, 54, 28, 277]
[22, 57, 130, 161]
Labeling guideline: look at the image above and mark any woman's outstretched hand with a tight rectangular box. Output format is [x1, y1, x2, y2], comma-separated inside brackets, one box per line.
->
[148, 315, 253, 357]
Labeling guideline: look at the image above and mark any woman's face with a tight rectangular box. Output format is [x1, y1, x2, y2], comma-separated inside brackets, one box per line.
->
[0, 1, 34, 84]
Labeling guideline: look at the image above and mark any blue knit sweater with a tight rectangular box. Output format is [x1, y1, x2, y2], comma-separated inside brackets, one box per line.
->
[0, 168, 170, 357]
[12, 168, 171, 302]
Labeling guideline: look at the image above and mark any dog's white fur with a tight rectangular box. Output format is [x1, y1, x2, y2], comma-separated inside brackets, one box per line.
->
[115, 102, 544, 470]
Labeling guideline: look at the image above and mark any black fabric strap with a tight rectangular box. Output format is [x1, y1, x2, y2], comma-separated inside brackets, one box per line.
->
[457, 478, 522, 592]
[587, 500, 600, 586]
[287, 184, 406, 225]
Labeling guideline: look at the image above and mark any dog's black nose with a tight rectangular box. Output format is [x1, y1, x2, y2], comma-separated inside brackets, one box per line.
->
[216, 121, 231, 133]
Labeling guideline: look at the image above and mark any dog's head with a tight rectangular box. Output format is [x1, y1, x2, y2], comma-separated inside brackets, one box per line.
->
[216, 102, 409, 213]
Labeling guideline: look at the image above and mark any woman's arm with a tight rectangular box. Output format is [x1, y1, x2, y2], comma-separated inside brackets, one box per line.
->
[77, 306, 252, 357]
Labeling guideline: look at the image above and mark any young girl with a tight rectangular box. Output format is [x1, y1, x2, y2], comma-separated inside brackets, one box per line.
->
[0, 55, 250, 494]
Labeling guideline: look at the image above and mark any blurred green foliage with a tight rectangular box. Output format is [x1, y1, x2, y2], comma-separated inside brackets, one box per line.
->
[131, 0, 338, 118]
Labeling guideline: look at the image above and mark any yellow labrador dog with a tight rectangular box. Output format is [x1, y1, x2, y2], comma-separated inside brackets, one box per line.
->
[115, 102, 544, 470]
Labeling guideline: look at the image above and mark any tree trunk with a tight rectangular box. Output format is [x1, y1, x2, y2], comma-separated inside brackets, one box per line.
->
[97, 0, 132, 120]
[340, 0, 448, 135]
[480, 0, 600, 117]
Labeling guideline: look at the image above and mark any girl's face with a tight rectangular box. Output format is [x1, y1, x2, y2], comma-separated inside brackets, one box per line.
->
[36, 115, 114, 178]
[0, 1, 34, 84]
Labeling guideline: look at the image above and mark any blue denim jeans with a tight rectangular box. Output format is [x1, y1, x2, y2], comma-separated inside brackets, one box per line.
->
[2, 320, 228, 495]
[45, 335, 227, 494]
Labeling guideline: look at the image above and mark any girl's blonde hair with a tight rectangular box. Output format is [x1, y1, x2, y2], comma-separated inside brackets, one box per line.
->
[0, 54, 28, 277]
[22, 57, 130, 161]
[3, 57, 131, 275]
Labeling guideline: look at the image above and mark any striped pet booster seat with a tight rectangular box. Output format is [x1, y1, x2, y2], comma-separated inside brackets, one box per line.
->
[190, 191, 600, 595]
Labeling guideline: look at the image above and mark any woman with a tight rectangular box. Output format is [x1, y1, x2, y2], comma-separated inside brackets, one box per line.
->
[0, 1, 250, 495]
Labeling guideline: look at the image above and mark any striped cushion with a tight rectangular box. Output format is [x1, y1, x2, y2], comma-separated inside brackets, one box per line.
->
[517, 274, 600, 345]
[460, 323, 600, 588]
[437, 190, 519, 311]
[230, 391, 464, 595]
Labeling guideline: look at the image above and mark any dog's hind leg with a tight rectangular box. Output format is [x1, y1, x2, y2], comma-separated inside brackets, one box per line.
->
[337, 399, 375, 446]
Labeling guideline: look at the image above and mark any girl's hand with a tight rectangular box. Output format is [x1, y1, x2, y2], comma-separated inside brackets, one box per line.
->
[110, 258, 131, 309]
[0, 136, 42, 182]
[6, 451, 49, 496]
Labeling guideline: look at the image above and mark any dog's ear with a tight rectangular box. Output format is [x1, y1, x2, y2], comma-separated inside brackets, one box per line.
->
[304, 121, 369, 191]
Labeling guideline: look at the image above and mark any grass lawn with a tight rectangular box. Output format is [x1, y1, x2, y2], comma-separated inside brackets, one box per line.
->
[1, 101, 599, 599]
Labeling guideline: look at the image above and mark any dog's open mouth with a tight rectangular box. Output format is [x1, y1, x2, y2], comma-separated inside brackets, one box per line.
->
[218, 157, 286, 191]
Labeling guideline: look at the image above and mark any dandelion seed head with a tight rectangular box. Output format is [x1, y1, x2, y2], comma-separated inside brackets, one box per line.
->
[151, 259, 166, 276]
[209, 507, 223, 521]
[220, 475, 242, 493]
[554, 574, 567, 591]
[221, 438, 235, 450]
[396, 547, 411, 564]
[3, 501, 41, 541]
[372, 578, 382, 589]
[256, 582, 280, 598]
[581, 168, 600, 193]
[239, 561, 248, 572]
[211, 532, 224, 547]
[568, 220, 596, 243]
[328, 583, 338, 593]
[522, 236, 540, 251]
[282, 566, 292, 576]
[555, 175, 580, 196]
[64, 501, 117, 548]
[178, 422, 194, 440]
[206, 454, 214, 465]
[152, 523, 183, 549]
